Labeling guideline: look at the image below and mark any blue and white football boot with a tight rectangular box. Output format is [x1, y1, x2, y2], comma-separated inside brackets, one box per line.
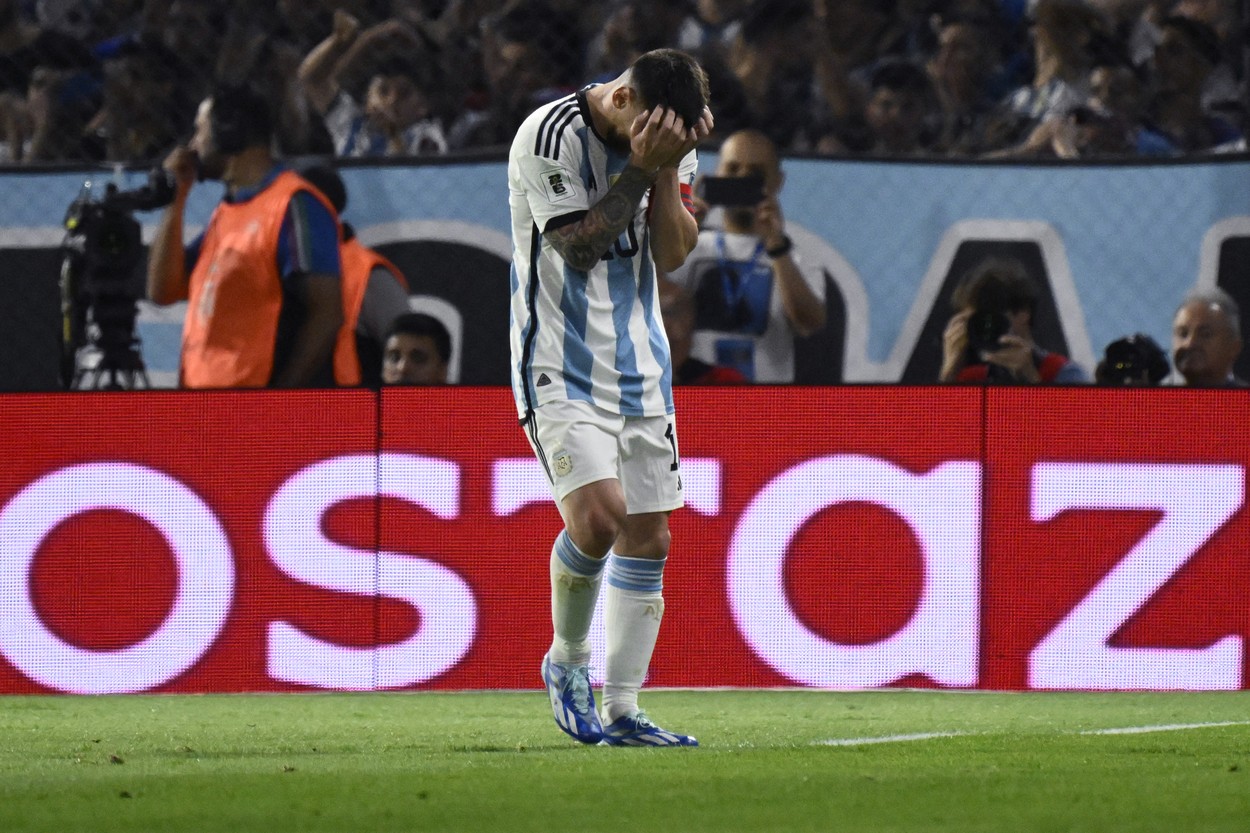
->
[541, 652, 604, 744]
[600, 711, 698, 747]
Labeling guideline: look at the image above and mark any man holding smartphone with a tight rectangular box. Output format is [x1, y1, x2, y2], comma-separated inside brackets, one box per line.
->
[661, 128, 825, 382]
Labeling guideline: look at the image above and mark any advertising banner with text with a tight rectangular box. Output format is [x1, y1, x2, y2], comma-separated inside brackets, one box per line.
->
[0, 387, 1246, 694]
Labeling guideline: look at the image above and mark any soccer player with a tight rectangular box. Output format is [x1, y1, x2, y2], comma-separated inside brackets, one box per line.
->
[507, 48, 713, 747]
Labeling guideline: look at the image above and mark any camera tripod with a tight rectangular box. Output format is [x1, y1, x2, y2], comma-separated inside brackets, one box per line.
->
[70, 338, 150, 391]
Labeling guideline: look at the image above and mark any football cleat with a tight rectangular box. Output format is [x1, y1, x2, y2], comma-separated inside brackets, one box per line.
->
[541, 653, 603, 744]
[600, 711, 698, 747]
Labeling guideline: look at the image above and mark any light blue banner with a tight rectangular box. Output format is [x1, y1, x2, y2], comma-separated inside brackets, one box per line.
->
[2, 155, 1247, 384]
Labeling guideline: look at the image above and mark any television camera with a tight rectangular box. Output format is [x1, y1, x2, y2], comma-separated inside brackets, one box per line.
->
[60, 168, 175, 390]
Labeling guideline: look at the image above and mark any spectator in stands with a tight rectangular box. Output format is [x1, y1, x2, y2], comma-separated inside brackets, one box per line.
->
[659, 279, 747, 385]
[447, 1, 578, 150]
[253, 33, 335, 157]
[662, 129, 825, 383]
[1094, 332, 1170, 385]
[147, 84, 344, 389]
[34, 0, 102, 42]
[81, 35, 183, 163]
[714, 0, 821, 152]
[861, 59, 937, 156]
[1146, 15, 1241, 152]
[381, 312, 450, 386]
[989, 42, 1180, 159]
[157, 0, 226, 108]
[299, 11, 447, 158]
[272, 0, 339, 55]
[939, 256, 1088, 383]
[585, 0, 686, 83]
[1166, 288, 1247, 387]
[815, 0, 905, 76]
[0, 0, 98, 162]
[388, 0, 498, 113]
[9, 61, 98, 162]
[989, 0, 1109, 148]
[202, 10, 336, 157]
[299, 162, 413, 388]
[926, 11, 1006, 155]
[1085, 56, 1176, 154]
[810, 0, 975, 154]
[1169, 0, 1241, 114]
[0, 0, 95, 96]
[676, 0, 747, 60]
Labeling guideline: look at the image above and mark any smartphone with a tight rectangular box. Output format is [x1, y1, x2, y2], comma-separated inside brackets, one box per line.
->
[699, 175, 765, 206]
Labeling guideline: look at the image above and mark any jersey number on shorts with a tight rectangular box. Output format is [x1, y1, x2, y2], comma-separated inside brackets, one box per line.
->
[664, 423, 679, 471]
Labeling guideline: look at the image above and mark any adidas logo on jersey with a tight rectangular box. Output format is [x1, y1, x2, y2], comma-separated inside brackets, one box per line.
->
[536, 373, 552, 387]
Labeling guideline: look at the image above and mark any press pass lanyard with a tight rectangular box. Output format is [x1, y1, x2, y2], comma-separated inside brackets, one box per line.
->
[715, 233, 769, 314]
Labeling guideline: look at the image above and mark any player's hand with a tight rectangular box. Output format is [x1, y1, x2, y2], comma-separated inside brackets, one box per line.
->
[162, 145, 198, 199]
[658, 106, 714, 169]
[755, 193, 785, 249]
[630, 106, 697, 175]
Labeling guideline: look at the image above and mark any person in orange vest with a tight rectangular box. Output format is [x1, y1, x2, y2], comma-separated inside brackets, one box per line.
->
[297, 163, 412, 387]
[146, 84, 344, 388]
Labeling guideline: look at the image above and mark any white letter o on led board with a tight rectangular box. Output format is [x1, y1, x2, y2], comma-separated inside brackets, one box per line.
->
[0, 463, 234, 694]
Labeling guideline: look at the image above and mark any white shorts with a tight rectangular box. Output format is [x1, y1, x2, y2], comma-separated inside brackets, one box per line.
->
[522, 399, 684, 514]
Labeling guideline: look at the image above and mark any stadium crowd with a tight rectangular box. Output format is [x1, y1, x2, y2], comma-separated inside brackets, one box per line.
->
[0, 0, 1245, 165]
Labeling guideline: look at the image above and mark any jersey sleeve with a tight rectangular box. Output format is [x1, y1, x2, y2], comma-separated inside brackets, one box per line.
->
[510, 112, 591, 234]
[677, 147, 699, 214]
[277, 190, 341, 282]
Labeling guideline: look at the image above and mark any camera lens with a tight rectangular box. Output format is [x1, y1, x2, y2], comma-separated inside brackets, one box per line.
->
[966, 310, 1010, 353]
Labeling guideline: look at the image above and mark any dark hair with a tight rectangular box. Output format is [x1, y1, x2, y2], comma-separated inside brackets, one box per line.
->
[373, 54, 438, 90]
[951, 256, 1038, 315]
[110, 35, 180, 75]
[629, 48, 710, 126]
[389, 312, 451, 364]
[869, 59, 933, 97]
[487, 1, 580, 86]
[1159, 15, 1223, 67]
[740, 0, 813, 45]
[297, 163, 347, 214]
[209, 83, 272, 155]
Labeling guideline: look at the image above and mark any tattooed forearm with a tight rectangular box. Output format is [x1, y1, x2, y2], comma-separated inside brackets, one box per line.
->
[546, 164, 656, 271]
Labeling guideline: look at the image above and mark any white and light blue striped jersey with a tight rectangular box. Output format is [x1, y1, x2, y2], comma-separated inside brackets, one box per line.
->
[508, 87, 699, 419]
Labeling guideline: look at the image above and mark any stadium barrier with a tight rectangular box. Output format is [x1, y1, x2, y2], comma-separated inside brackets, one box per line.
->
[4, 156, 1250, 390]
[1, 386, 1246, 695]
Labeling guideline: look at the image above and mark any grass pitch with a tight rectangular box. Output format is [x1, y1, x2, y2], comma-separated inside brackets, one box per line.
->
[2, 690, 1249, 832]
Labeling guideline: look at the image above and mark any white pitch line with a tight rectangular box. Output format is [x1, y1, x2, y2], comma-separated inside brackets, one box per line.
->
[1079, 721, 1250, 736]
[815, 721, 1250, 747]
[816, 731, 974, 747]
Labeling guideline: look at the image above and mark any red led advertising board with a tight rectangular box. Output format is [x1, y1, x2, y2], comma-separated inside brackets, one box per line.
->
[0, 387, 1245, 694]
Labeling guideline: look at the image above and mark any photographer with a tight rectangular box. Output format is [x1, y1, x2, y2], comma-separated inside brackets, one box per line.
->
[1095, 333, 1169, 386]
[939, 256, 1087, 384]
[146, 84, 344, 388]
[661, 128, 824, 382]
